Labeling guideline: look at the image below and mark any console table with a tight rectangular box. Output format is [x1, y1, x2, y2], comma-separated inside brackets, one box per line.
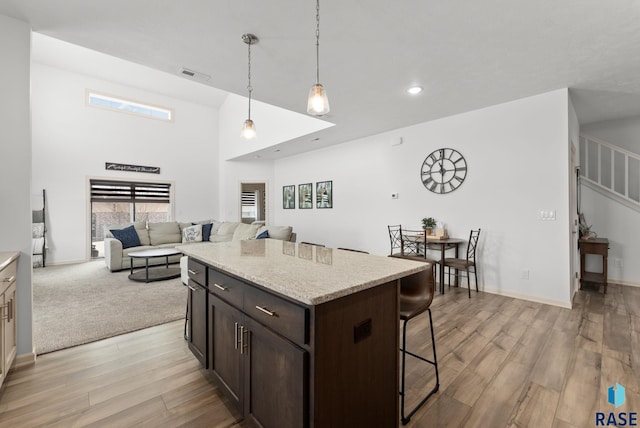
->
[579, 237, 609, 294]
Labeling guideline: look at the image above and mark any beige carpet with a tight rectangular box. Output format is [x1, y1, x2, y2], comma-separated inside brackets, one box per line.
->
[33, 259, 187, 354]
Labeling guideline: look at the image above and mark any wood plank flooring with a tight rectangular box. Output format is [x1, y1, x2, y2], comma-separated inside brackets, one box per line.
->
[0, 283, 638, 427]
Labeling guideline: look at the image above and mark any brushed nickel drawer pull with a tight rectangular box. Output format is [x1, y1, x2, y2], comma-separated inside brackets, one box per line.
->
[213, 283, 228, 291]
[188, 286, 197, 292]
[240, 325, 246, 354]
[188, 269, 199, 275]
[2, 276, 15, 283]
[255, 306, 276, 317]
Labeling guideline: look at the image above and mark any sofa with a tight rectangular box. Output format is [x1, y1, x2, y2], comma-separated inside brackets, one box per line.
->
[104, 220, 295, 272]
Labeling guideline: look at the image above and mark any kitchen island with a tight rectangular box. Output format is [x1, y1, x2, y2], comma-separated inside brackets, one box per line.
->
[177, 239, 429, 428]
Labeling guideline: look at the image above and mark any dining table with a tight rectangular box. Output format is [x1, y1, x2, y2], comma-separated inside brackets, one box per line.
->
[402, 233, 466, 294]
[426, 238, 466, 293]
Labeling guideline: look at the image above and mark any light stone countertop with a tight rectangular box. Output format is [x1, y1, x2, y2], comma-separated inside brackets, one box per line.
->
[177, 239, 430, 306]
[0, 252, 19, 272]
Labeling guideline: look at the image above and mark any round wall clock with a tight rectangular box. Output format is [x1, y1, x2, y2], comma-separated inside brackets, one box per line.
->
[420, 148, 467, 194]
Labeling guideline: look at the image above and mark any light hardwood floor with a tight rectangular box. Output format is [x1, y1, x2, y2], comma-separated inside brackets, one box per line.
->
[0, 283, 636, 427]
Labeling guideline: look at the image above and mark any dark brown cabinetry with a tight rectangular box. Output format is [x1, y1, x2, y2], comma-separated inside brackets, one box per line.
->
[186, 259, 207, 367]
[208, 294, 243, 410]
[209, 294, 308, 427]
[187, 256, 399, 428]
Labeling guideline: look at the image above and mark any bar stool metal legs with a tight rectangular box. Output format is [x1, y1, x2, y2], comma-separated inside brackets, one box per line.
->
[400, 307, 439, 425]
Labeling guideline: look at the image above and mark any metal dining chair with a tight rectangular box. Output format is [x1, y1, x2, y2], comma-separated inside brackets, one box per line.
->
[388, 225, 403, 256]
[399, 261, 439, 425]
[443, 229, 481, 298]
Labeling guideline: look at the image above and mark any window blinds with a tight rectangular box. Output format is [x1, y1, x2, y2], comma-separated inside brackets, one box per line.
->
[90, 179, 171, 203]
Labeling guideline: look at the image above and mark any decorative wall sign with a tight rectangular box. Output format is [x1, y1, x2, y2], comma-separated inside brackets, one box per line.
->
[106, 162, 160, 174]
[283, 185, 295, 209]
[316, 181, 333, 208]
[298, 183, 313, 209]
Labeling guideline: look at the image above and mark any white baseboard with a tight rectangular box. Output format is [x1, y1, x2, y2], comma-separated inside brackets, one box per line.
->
[607, 279, 640, 288]
[482, 287, 573, 309]
[14, 350, 37, 368]
[40, 258, 89, 266]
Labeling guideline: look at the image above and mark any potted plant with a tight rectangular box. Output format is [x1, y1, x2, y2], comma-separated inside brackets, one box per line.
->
[421, 217, 437, 235]
[579, 222, 596, 239]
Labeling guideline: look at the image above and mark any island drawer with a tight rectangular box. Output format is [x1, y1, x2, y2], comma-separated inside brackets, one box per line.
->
[187, 258, 207, 287]
[244, 286, 308, 345]
[208, 267, 244, 308]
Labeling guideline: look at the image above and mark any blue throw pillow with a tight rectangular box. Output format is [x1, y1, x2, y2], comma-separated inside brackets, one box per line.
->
[256, 230, 269, 239]
[110, 225, 141, 249]
[194, 223, 214, 241]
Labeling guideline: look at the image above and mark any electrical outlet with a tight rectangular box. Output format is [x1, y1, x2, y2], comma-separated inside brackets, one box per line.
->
[614, 258, 623, 268]
[521, 269, 530, 280]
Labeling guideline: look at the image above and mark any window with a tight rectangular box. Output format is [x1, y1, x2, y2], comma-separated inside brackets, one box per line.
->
[86, 90, 173, 121]
[241, 191, 259, 224]
[90, 179, 173, 258]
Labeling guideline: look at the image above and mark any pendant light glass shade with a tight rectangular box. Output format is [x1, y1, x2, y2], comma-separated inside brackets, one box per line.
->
[307, 83, 330, 116]
[241, 119, 256, 139]
[307, 0, 329, 116]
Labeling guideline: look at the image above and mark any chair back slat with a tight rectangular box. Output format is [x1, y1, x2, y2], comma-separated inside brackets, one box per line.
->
[466, 229, 481, 261]
[388, 225, 402, 255]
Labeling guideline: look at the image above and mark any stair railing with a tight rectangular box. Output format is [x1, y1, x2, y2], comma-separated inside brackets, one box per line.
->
[580, 133, 640, 211]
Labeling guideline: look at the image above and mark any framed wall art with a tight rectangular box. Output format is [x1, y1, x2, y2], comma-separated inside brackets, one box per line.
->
[283, 185, 295, 209]
[298, 183, 313, 209]
[316, 180, 333, 208]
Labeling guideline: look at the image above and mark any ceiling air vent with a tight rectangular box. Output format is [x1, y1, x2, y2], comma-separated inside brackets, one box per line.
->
[179, 67, 211, 82]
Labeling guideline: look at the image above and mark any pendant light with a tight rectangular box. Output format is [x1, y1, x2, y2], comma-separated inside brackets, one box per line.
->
[241, 33, 258, 139]
[307, 0, 330, 116]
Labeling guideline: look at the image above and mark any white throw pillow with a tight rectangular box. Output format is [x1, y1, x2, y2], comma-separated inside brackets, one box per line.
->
[182, 224, 203, 243]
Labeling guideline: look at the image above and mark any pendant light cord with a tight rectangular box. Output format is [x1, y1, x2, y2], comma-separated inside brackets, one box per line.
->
[247, 39, 253, 120]
[315, 0, 320, 84]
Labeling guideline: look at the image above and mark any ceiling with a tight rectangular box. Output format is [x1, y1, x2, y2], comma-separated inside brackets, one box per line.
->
[3, 0, 640, 159]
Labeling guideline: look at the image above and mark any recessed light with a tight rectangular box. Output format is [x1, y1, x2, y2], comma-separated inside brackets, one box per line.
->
[407, 86, 423, 95]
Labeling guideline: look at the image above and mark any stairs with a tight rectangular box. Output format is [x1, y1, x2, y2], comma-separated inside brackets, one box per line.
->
[580, 134, 640, 213]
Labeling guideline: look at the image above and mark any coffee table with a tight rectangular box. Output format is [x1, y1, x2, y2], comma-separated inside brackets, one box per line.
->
[128, 248, 182, 283]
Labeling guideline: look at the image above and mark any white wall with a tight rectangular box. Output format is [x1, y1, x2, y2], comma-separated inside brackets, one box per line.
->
[218, 96, 275, 222]
[219, 94, 332, 161]
[568, 95, 580, 298]
[579, 116, 640, 286]
[580, 186, 640, 285]
[273, 89, 572, 307]
[31, 63, 220, 264]
[582, 116, 640, 155]
[0, 15, 33, 357]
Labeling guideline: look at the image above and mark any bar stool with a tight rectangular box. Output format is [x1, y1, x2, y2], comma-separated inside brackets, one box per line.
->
[399, 262, 439, 425]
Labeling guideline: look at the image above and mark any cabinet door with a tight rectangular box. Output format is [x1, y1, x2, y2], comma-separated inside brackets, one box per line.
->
[187, 283, 207, 367]
[244, 317, 309, 428]
[209, 294, 244, 411]
[4, 281, 16, 370]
